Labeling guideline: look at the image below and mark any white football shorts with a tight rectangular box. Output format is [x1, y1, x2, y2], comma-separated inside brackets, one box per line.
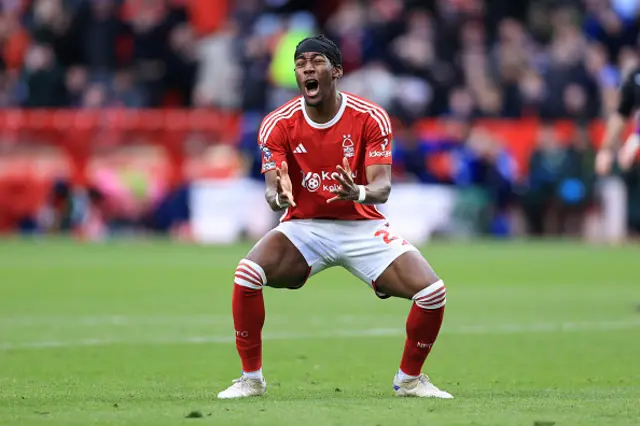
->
[274, 219, 419, 298]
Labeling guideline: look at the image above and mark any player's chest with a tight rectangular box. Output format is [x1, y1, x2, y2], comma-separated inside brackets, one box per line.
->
[286, 124, 364, 165]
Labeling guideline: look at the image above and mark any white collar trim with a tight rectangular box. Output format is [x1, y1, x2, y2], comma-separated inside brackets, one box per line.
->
[301, 92, 347, 129]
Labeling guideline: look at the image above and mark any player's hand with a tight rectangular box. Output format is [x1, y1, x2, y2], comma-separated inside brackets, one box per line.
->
[618, 134, 639, 171]
[276, 161, 296, 207]
[327, 157, 359, 203]
[595, 149, 614, 176]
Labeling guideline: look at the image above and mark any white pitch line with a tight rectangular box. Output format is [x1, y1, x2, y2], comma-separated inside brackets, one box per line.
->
[0, 314, 234, 327]
[0, 314, 396, 327]
[1, 319, 639, 351]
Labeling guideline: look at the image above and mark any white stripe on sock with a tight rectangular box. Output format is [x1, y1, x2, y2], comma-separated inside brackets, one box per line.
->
[413, 280, 446, 309]
[239, 259, 266, 284]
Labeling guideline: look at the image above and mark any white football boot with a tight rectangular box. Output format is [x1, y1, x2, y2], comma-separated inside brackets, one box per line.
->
[217, 375, 266, 399]
[393, 373, 453, 398]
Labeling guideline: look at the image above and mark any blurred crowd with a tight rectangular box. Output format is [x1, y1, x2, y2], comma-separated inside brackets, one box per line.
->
[0, 0, 637, 116]
[0, 0, 229, 108]
[0, 0, 639, 238]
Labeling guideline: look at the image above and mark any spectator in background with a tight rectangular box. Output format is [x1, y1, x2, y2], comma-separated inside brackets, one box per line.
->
[267, 12, 315, 108]
[387, 8, 442, 118]
[522, 123, 564, 236]
[557, 125, 596, 236]
[28, 0, 75, 65]
[453, 127, 516, 236]
[64, 65, 87, 106]
[81, 0, 129, 71]
[127, 0, 181, 106]
[111, 67, 146, 107]
[38, 179, 74, 232]
[489, 18, 531, 117]
[237, 29, 271, 112]
[18, 43, 66, 107]
[583, 0, 638, 62]
[445, 86, 475, 120]
[164, 22, 198, 105]
[391, 116, 461, 184]
[584, 42, 621, 115]
[237, 112, 266, 181]
[82, 81, 109, 108]
[562, 82, 597, 121]
[521, 123, 595, 236]
[191, 0, 240, 108]
[518, 69, 547, 117]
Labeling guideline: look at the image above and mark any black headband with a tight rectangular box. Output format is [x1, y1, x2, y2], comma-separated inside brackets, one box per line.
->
[294, 37, 342, 67]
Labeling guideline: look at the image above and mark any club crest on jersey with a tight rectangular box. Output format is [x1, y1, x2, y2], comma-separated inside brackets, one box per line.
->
[342, 134, 355, 158]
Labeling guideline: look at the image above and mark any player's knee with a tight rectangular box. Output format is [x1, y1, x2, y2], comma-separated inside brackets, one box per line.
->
[234, 259, 267, 290]
[412, 280, 446, 310]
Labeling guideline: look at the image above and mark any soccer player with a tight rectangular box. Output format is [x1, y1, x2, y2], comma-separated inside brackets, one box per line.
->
[595, 66, 640, 175]
[217, 35, 452, 399]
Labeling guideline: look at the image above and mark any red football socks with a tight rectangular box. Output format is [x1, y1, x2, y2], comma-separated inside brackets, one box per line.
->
[232, 259, 266, 373]
[399, 280, 446, 376]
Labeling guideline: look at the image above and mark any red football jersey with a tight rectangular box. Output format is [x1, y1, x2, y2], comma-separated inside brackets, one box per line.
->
[259, 92, 393, 221]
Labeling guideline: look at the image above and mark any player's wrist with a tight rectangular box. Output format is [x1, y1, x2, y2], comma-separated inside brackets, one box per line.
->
[355, 185, 366, 203]
[275, 193, 289, 209]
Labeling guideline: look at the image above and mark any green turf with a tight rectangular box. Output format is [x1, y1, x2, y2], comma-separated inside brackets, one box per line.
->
[0, 238, 639, 425]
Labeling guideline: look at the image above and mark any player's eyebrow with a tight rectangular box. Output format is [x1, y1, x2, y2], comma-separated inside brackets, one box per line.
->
[295, 53, 326, 61]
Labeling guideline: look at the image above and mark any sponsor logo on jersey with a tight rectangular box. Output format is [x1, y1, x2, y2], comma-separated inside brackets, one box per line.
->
[369, 138, 391, 158]
[342, 134, 355, 158]
[301, 169, 358, 193]
[369, 150, 392, 158]
[301, 171, 321, 192]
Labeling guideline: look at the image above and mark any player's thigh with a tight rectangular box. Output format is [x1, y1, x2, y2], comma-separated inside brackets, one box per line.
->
[343, 221, 439, 300]
[269, 220, 338, 287]
[374, 251, 440, 300]
[245, 229, 310, 289]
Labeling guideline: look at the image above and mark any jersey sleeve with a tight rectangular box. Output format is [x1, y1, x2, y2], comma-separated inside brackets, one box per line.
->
[617, 70, 638, 118]
[363, 108, 393, 167]
[258, 118, 288, 174]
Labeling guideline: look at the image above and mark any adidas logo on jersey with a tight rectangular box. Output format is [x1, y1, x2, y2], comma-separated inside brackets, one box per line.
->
[294, 144, 307, 154]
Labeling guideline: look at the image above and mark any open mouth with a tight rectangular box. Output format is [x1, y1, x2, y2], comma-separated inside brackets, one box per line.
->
[304, 79, 319, 97]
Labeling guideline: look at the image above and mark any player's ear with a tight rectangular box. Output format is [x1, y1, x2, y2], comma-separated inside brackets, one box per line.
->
[333, 65, 343, 80]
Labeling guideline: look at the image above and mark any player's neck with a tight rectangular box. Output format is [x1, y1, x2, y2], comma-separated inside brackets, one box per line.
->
[305, 91, 342, 124]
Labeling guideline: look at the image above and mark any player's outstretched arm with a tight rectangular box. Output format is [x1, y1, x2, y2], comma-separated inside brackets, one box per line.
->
[360, 163, 391, 204]
[265, 162, 297, 211]
[596, 70, 637, 175]
[618, 129, 639, 170]
[327, 158, 390, 204]
[596, 112, 626, 175]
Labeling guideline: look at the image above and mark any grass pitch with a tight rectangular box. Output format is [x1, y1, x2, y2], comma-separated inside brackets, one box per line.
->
[0, 238, 638, 425]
